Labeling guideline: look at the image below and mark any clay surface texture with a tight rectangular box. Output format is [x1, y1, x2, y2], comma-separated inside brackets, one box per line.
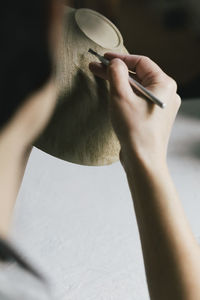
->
[35, 7, 128, 166]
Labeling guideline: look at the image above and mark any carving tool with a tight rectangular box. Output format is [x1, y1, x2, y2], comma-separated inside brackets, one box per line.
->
[89, 48, 166, 109]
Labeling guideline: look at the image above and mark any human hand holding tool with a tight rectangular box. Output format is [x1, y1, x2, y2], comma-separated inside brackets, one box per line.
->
[89, 52, 181, 166]
[89, 49, 165, 109]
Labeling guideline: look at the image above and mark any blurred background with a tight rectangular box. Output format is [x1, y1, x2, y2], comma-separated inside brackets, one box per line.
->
[68, 0, 200, 99]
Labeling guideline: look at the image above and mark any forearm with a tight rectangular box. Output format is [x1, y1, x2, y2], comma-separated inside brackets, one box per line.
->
[124, 150, 200, 300]
[0, 134, 32, 237]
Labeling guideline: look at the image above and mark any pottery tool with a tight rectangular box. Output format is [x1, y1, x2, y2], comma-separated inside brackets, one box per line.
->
[88, 48, 166, 109]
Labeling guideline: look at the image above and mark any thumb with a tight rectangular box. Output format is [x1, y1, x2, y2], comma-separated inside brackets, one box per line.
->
[107, 58, 133, 101]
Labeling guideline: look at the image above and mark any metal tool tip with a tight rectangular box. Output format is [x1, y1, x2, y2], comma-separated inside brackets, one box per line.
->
[88, 48, 98, 56]
[161, 103, 166, 109]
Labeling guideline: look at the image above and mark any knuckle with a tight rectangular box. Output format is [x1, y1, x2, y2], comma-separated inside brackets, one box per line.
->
[110, 86, 131, 104]
[112, 90, 125, 100]
[112, 89, 129, 103]
[165, 76, 177, 91]
[176, 94, 182, 107]
[140, 55, 152, 64]
[109, 58, 123, 70]
[108, 59, 127, 80]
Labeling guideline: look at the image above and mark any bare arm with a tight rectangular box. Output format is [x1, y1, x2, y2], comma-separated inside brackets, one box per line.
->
[0, 139, 31, 237]
[124, 150, 200, 300]
[0, 109, 32, 237]
[0, 79, 56, 237]
[90, 54, 200, 300]
[0, 0, 63, 238]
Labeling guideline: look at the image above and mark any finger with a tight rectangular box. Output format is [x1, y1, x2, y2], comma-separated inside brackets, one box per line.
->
[90, 59, 137, 101]
[89, 62, 108, 80]
[108, 58, 133, 100]
[105, 53, 167, 86]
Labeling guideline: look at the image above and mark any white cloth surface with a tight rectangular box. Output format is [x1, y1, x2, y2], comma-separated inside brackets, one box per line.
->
[11, 99, 200, 300]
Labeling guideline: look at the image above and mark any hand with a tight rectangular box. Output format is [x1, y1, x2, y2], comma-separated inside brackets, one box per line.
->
[89, 53, 181, 168]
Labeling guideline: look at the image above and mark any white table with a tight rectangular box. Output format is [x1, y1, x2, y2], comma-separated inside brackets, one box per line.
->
[12, 99, 200, 300]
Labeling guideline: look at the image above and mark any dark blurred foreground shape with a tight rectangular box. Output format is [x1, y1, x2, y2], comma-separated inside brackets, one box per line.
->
[0, 0, 52, 128]
[69, 0, 200, 99]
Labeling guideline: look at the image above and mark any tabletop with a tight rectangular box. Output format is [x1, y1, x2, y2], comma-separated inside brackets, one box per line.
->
[11, 99, 200, 300]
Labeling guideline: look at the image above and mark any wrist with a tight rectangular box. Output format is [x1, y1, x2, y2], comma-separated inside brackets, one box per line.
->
[120, 144, 168, 177]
